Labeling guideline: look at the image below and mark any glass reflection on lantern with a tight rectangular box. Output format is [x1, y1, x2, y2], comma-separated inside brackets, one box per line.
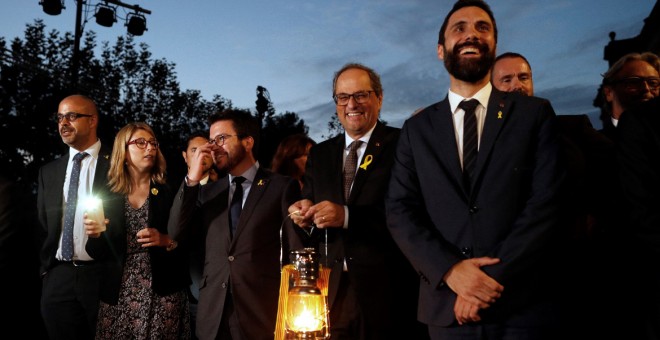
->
[284, 248, 329, 339]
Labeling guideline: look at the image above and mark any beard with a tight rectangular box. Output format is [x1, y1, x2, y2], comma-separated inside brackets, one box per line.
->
[443, 41, 495, 83]
[215, 144, 247, 174]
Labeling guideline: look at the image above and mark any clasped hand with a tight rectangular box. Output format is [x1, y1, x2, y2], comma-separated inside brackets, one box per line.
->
[443, 257, 504, 325]
[288, 199, 345, 229]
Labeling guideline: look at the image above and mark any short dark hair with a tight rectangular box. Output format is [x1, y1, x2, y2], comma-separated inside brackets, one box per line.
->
[208, 109, 260, 155]
[332, 62, 383, 98]
[495, 52, 532, 70]
[438, 0, 498, 45]
[183, 131, 208, 152]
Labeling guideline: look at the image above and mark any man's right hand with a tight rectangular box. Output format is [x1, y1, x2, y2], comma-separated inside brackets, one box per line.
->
[288, 199, 314, 228]
[444, 257, 504, 310]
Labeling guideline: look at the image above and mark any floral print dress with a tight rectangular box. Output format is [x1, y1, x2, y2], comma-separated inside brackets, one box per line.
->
[96, 196, 190, 339]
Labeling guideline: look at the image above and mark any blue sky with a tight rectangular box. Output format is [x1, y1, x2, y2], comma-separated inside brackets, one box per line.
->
[1, 0, 655, 142]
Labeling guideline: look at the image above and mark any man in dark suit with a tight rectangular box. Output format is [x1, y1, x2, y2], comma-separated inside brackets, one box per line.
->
[617, 96, 660, 340]
[37, 94, 112, 339]
[168, 109, 306, 340]
[385, 1, 564, 339]
[288, 63, 426, 339]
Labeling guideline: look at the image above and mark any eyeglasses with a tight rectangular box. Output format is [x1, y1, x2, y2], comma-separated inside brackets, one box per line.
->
[127, 138, 159, 149]
[610, 76, 660, 92]
[333, 90, 375, 106]
[209, 134, 241, 146]
[55, 112, 93, 123]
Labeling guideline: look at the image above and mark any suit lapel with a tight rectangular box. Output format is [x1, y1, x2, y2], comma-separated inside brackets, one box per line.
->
[233, 168, 269, 239]
[431, 99, 465, 189]
[349, 123, 385, 203]
[474, 90, 511, 184]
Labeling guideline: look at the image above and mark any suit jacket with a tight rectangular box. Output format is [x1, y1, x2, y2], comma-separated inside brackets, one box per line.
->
[617, 96, 660, 258]
[168, 167, 305, 340]
[37, 146, 112, 275]
[385, 89, 564, 327]
[302, 122, 424, 338]
[85, 182, 190, 304]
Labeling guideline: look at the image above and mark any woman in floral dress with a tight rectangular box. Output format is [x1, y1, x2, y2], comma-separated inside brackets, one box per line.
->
[86, 122, 190, 339]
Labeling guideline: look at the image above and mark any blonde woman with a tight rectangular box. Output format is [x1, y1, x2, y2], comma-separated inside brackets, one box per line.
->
[86, 122, 190, 339]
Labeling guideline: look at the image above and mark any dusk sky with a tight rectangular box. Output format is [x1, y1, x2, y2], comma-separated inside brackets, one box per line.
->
[1, 0, 656, 141]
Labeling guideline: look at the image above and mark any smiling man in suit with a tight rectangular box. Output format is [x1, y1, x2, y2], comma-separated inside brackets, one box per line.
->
[37, 94, 112, 339]
[168, 109, 306, 340]
[385, 1, 564, 339]
[288, 63, 426, 339]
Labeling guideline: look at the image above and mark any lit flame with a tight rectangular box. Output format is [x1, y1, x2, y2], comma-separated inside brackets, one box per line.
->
[291, 307, 323, 332]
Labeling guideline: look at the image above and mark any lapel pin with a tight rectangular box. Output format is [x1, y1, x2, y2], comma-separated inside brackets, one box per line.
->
[257, 179, 265, 186]
[359, 155, 373, 170]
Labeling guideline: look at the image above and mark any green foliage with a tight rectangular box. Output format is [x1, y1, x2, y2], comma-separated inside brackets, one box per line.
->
[0, 20, 310, 192]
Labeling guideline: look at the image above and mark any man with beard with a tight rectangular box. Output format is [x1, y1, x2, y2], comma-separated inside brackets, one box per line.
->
[168, 109, 307, 340]
[37, 94, 112, 339]
[385, 1, 564, 339]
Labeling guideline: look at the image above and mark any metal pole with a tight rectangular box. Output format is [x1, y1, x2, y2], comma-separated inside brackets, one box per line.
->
[71, 0, 84, 90]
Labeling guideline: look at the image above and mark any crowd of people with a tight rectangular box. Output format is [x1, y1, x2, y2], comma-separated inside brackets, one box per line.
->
[1, 0, 658, 339]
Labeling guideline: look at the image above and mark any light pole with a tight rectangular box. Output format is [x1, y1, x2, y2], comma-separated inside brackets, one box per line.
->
[39, 0, 152, 90]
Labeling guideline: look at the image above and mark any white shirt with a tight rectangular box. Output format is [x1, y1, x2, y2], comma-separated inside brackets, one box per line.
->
[58, 140, 101, 261]
[448, 82, 492, 169]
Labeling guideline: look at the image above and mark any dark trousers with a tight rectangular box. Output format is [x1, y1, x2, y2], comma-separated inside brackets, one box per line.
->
[329, 273, 365, 340]
[41, 262, 103, 340]
[217, 292, 244, 340]
[428, 323, 555, 340]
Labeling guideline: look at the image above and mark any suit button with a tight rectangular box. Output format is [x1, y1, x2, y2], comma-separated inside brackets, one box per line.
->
[469, 206, 479, 214]
[228, 256, 235, 262]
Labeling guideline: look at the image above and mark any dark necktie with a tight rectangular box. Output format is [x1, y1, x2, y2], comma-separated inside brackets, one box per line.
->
[62, 152, 88, 261]
[229, 176, 246, 237]
[343, 140, 362, 201]
[460, 99, 479, 182]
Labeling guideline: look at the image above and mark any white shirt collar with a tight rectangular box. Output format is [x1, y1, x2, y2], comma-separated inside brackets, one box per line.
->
[448, 82, 492, 114]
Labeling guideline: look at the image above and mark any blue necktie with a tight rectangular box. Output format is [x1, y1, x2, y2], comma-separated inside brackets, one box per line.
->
[229, 176, 246, 238]
[62, 152, 88, 261]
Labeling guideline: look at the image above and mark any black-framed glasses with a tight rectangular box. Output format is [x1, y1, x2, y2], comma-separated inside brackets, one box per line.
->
[333, 90, 375, 106]
[209, 134, 241, 146]
[127, 138, 159, 149]
[55, 112, 93, 123]
[610, 76, 660, 92]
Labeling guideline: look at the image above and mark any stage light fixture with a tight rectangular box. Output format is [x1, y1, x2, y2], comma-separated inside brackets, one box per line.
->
[126, 13, 147, 36]
[95, 4, 117, 28]
[40, 0, 64, 15]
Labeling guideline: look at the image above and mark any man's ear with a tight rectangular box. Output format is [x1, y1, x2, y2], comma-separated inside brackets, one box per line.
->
[243, 136, 255, 153]
[437, 44, 445, 61]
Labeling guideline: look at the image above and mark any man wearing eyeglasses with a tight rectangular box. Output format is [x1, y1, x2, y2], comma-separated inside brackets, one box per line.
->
[600, 51, 660, 141]
[37, 94, 112, 339]
[168, 109, 307, 340]
[288, 63, 427, 339]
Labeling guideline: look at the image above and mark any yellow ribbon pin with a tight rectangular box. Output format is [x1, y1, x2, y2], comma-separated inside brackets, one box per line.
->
[257, 179, 265, 186]
[151, 188, 159, 195]
[498, 111, 503, 119]
[359, 155, 373, 170]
